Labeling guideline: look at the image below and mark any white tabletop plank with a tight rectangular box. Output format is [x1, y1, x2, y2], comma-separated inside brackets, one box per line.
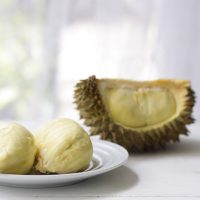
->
[0, 124, 199, 199]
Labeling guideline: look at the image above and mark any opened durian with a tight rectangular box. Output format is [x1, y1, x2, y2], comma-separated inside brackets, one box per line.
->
[74, 75, 195, 152]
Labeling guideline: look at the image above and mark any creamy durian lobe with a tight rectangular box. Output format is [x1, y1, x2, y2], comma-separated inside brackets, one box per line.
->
[34, 118, 93, 174]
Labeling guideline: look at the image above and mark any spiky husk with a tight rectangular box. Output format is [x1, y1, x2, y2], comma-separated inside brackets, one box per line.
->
[74, 75, 195, 152]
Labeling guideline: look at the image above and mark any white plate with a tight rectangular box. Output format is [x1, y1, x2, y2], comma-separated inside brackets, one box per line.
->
[0, 138, 129, 188]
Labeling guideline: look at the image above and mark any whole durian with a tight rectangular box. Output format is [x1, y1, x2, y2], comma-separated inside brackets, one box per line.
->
[0, 123, 36, 174]
[74, 75, 195, 152]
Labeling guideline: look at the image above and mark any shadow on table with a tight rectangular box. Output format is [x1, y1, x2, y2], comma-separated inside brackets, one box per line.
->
[132, 137, 200, 159]
[164, 138, 200, 156]
[74, 165, 139, 192]
[59, 165, 139, 195]
[0, 166, 138, 197]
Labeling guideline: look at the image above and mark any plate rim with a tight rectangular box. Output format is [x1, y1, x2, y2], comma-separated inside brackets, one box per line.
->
[0, 139, 129, 180]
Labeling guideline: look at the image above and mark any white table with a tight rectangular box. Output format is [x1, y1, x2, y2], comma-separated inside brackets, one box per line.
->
[0, 124, 199, 200]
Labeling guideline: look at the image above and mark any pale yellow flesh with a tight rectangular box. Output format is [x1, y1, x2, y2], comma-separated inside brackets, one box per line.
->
[0, 123, 36, 174]
[104, 87, 176, 128]
[98, 79, 188, 131]
[35, 118, 93, 174]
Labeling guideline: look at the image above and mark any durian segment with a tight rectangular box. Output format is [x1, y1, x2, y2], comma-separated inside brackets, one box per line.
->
[74, 76, 195, 152]
[0, 123, 36, 174]
[98, 79, 188, 131]
[35, 118, 93, 174]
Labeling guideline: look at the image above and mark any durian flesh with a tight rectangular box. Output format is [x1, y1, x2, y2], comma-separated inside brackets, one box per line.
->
[0, 123, 36, 174]
[74, 76, 195, 152]
[35, 118, 93, 174]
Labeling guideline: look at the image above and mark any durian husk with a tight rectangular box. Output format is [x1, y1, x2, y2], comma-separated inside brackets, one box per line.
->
[74, 75, 195, 152]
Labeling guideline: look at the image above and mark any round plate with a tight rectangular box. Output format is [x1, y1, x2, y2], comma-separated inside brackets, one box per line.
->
[0, 138, 128, 188]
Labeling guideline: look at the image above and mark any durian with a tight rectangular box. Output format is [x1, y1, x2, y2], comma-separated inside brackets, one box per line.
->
[35, 118, 93, 174]
[0, 123, 36, 174]
[74, 75, 195, 152]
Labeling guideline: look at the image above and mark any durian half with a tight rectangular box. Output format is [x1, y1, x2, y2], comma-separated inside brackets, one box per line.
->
[74, 75, 195, 152]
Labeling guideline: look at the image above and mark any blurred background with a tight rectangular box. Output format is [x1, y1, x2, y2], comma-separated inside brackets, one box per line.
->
[0, 0, 199, 121]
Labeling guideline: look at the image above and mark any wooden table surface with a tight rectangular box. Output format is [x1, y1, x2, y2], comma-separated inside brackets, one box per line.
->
[0, 124, 199, 200]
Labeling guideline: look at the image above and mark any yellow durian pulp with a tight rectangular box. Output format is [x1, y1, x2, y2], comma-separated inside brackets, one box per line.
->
[35, 118, 93, 174]
[98, 79, 187, 131]
[0, 123, 36, 174]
